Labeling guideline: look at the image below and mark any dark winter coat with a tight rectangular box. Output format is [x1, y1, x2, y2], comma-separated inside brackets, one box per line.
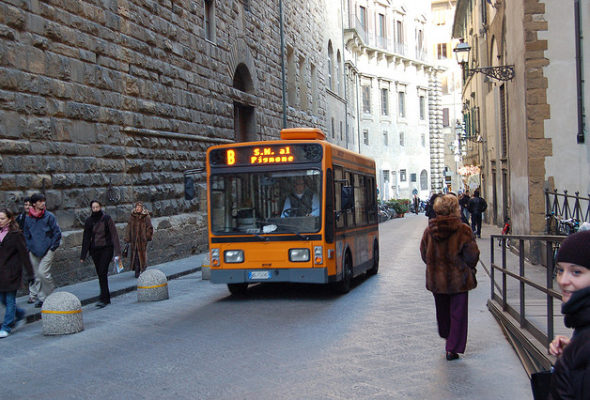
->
[467, 196, 487, 215]
[124, 210, 153, 271]
[420, 215, 479, 294]
[550, 286, 590, 400]
[80, 211, 121, 260]
[23, 210, 61, 257]
[0, 230, 34, 292]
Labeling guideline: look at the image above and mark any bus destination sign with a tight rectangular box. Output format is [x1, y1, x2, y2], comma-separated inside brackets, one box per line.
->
[210, 144, 322, 167]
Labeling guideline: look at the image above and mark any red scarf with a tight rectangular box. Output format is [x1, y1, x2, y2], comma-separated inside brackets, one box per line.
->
[29, 207, 46, 219]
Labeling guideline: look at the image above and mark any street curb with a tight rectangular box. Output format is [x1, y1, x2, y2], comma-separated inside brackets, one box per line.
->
[22, 266, 202, 324]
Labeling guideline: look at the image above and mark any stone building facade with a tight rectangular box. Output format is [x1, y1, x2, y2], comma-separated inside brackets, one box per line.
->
[343, 0, 437, 201]
[453, 0, 589, 247]
[0, 0, 330, 285]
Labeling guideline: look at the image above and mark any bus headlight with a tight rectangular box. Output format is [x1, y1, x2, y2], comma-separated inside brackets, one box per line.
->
[314, 246, 323, 264]
[211, 248, 220, 267]
[224, 250, 244, 263]
[289, 248, 310, 262]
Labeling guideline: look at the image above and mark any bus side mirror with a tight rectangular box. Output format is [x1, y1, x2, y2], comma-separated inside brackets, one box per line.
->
[341, 186, 354, 210]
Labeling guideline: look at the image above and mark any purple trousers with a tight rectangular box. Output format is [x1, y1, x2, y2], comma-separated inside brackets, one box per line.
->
[433, 292, 469, 354]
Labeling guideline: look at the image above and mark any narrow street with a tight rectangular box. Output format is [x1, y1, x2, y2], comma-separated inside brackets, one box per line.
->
[2, 215, 531, 400]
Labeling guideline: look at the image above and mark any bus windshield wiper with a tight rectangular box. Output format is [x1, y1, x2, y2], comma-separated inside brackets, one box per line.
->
[278, 225, 308, 240]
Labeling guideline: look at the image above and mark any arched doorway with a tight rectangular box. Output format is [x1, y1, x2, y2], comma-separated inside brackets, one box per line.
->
[233, 63, 257, 142]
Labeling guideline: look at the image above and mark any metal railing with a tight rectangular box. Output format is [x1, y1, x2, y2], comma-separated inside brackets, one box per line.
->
[488, 234, 565, 372]
[545, 189, 590, 225]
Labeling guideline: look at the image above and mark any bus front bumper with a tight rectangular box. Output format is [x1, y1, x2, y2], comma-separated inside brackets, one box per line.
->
[211, 268, 329, 284]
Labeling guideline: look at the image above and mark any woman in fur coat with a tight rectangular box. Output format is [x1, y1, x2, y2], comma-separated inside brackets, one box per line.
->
[124, 202, 153, 278]
[420, 194, 479, 360]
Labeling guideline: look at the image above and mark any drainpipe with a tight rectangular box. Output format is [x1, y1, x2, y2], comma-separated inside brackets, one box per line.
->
[279, 0, 287, 129]
[575, 0, 585, 143]
[341, 0, 349, 149]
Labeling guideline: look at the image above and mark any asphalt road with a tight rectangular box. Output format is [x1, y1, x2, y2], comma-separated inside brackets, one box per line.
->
[1, 214, 532, 399]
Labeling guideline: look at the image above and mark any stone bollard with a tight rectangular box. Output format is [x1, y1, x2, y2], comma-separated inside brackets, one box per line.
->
[201, 254, 211, 280]
[41, 292, 84, 336]
[137, 269, 169, 302]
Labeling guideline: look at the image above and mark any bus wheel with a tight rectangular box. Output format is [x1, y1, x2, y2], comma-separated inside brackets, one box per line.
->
[227, 283, 249, 296]
[367, 241, 379, 276]
[334, 253, 352, 294]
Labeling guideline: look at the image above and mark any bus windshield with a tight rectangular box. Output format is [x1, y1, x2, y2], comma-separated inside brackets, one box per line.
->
[210, 169, 322, 235]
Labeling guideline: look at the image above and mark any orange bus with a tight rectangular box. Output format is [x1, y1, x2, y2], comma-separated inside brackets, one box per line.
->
[206, 128, 379, 295]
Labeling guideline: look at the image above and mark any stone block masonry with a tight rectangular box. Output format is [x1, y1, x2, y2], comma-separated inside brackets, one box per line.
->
[0, 0, 329, 286]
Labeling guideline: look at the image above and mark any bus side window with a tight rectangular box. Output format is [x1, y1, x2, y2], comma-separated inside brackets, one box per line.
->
[334, 166, 345, 229]
[325, 168, 334, 243]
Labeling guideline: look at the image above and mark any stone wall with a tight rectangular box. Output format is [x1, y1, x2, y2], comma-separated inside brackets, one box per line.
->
[0, 0, 327, 286]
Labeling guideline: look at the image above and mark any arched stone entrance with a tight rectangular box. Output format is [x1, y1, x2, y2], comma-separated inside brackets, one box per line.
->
[229, 38, 259, 142]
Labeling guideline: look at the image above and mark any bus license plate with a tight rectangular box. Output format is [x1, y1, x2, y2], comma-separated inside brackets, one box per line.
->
[249, 270, 271, 280]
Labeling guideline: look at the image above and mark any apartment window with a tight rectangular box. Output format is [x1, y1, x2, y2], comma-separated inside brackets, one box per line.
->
[419, 96, 425, 120]
[204, 0, 216, 42]
[363, 130, 369, 145]
[362, 85, 371, 114]
[378, 13, 386, 47]
[327, 42, 334, 91]
[331, 117, 335, 138]
[442, 108, 450, 127]
[287, 48, 297, 106]
[359, 6, 367, 32]
[437, 43, 448, 59]
[383, 131, 388, 146]
[410, 173, 417, 183]
[400, 169, 407, 182]
[398, 92, 405, 118]
[441, 76, 449, 94]
[383, 170, 390, 183]
[420, 170, 428, 190]
[396, 20, 404, 44]
[311, 63, 317, 113]
[299, 57, 308, 110]
[336, 51, 342, 95]
[399, 131, 405, 146]
[421, 133, 425, 147]
[381, 88, 389, 116]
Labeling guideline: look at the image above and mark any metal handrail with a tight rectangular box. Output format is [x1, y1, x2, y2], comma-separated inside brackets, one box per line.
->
[545, 189, 590, 223]
[489, 234, 565, 349]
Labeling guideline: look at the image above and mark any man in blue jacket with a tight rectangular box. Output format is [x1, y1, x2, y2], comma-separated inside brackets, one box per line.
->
[23, 193, 62, 308]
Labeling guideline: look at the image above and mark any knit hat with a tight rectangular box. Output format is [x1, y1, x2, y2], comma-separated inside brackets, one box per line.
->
[556, 230, 590, 269]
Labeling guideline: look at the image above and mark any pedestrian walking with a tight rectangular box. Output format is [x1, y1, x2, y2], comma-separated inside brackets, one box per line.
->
[413, 195, 420, 215]
[548, 230, 590, 399]
[23, 193, 61, 308]
[80, 201, 122, 308]
[424, 193, 441, 219]
[467, 190, 487, 238]
[459, 190, 470, 224]
[0, 209, 35, 338]
[124, 202, 153, 278]
[15, 197, 36, 304]
[420, 194, 479, 360]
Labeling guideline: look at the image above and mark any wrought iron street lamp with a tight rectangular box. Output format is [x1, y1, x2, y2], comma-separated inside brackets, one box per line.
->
[453, 40, 515, 81]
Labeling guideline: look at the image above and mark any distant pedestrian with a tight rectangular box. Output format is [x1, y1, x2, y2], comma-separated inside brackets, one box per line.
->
[459, 190, 470, 224]
[80, 201, 122, 308]
[0, 209, 35, 338]
[15, 197, 31, 230]
[23, 193, 61, 308]
[124, 202, 153, 278]
[467, 190, 487, 238]
[15, 197, 36, 304]
[413, 195, 420, 215]
[420, 194, 479, 361]
[425, 193, 441, 219]
[548, 230, 590, 400]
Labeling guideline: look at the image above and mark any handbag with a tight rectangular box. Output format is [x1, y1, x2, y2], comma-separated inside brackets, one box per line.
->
[530, 368, 553, 400]
[122, 243, 129, 258]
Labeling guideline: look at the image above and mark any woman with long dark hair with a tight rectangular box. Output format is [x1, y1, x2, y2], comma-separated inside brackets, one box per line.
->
[80, 200, 121, 308]
[0, 208, 34, 337]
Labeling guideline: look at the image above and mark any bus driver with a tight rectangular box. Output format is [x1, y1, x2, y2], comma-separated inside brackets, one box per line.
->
[281, 177, 320, 217]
